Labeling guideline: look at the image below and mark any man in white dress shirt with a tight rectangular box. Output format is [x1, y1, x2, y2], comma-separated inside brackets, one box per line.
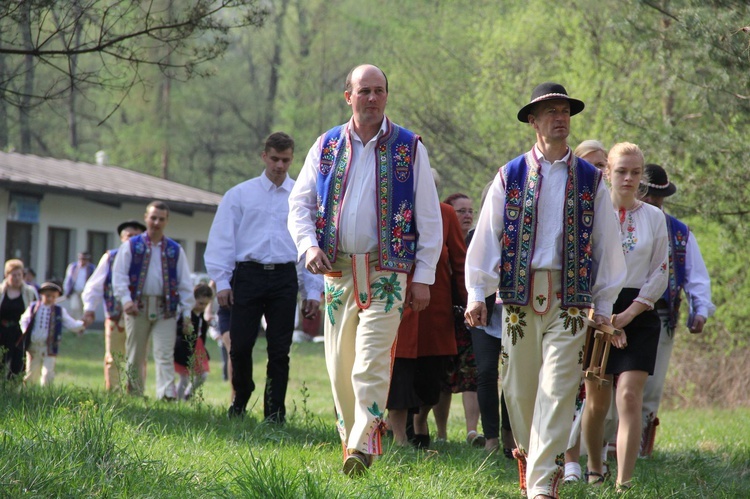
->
[464, 82, 627, 499]
[82, 219, 146, 391]
[639, 163, 715, 457]
[112, 201, 195, 400]
[287, 64, 443, 476]
[204, 132, 323, 423]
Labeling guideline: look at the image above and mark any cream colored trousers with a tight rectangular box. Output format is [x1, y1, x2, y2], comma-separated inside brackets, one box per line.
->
[25, 342, 56, 386]
[501, 271, 588, 498]
[324, 253, 406, 457]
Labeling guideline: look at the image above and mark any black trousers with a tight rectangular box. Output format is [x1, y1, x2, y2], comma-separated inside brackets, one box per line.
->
[229, 262, 298, 422]
[0, 325, 24, 379]
[471, 326, 511, 440]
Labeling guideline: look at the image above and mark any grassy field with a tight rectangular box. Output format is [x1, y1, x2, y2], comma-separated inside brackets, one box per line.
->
[1, 329, 748, 498]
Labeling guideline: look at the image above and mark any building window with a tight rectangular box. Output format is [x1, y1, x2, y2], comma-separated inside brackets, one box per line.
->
[47, 227, 71, 282]
[194, 241, 207, 273]
[87, 231, 109, 262]
[5, 222, 33, 268]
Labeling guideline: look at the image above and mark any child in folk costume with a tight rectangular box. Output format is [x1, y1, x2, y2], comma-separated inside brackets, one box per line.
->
[174, 283, 214, 400]
[19, 282, 85, 386]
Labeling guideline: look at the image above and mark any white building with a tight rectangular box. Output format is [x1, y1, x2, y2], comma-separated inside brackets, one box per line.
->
[0, 151, 222, 283]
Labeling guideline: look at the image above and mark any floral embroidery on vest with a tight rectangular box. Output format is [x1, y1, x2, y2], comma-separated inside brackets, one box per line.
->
[663, 214, 689, 330]
[390, 200, 414, 259]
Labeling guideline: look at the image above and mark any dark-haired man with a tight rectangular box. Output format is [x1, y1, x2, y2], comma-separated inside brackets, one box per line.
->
[112, 201, 195, 400]
[465, 83, 626, 498]
[205, 132, 323, 423]
[639, 163, 714, 457]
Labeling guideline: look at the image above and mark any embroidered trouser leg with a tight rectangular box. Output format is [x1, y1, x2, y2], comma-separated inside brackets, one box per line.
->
[501, 274, 587, 498]
[105, 317, 127, 391]
[125, 309, 177, 399]
[324, 254, 406, 456]
[25, 342, 56, 386]
[642, 310, 672, 423]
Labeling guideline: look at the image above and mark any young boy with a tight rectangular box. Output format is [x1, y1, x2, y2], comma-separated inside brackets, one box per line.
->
[19, 282, 85, 386]
[174, 283, 214, 400]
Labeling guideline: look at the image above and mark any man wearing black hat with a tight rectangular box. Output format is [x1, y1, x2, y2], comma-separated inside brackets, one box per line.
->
[82, 219, 146, 391]
[465, 83, 627, 498]
[63, 251, 96, 320]
[639, 164, 714, 458]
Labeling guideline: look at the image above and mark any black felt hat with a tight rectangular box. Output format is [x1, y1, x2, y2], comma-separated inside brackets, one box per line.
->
[117, 219, 147, 235]
[517, 82, 585, 123]
[642, 163, 677, 197]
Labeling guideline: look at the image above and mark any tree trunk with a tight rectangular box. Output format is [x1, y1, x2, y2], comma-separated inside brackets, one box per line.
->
[19, 2, 34, 153]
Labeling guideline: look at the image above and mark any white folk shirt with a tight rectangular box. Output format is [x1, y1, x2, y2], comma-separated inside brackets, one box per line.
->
[203, 172, 324, 300]
[64, 263, 89, 294]
[288, 117, 443, 285]
[82, 252, 112, 313]
[466, 145, 627, 316]
[618, 202, 669, 308]
[683, 230, 715, 317]
[111, 237, 195, 319]
[20, 303, 84, 343]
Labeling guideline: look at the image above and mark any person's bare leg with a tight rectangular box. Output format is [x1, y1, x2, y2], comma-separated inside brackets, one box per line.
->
[615, 370, 649, 487]
[388, 409, 410, 446]
[463, 391, 481, 434]
[582, 377, 613, 481]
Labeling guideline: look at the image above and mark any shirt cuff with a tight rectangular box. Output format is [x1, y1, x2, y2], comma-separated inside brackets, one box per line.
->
[297, 238, 317, 261]
[412, 267, 436, 286]
[594, 300, 614, 318]
[305, 290, 323, 302]
[635, 296, 655, 310]
[468, 287, 487, 304]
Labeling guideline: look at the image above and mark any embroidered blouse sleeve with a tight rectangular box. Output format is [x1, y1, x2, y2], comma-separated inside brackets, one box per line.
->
[288, 137, 324, 260]
[684, 231, 715, 317]
[465, 170, 506, 304]
[635, 206, 669, 308]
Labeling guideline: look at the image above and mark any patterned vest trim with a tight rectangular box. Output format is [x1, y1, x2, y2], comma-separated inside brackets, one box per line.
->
[498, 150, 601, 308]
[315, 119, 419, 273]
[128, 233, 180, 318]
[22, 302, 63, 356]
[662, 213, 689, 329]
[103, 249, 123, 321]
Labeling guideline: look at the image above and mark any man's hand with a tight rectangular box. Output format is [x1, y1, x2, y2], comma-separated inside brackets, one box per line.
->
[406, 283, 430, 312]
[83, 311, 96, 328]
[302, 299, 320, 319]
[689, 315, 707, 334]
[123, 302, 139, 316]
[305, 247, 333, 275]
[217, 289, 233, 308]
[465, 301, 487, 327]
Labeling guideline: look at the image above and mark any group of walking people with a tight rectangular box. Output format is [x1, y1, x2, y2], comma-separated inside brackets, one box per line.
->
[0, 63, 714, 498]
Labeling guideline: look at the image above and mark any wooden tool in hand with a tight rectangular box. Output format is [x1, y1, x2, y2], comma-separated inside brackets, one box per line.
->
[581, 308, 623, 387]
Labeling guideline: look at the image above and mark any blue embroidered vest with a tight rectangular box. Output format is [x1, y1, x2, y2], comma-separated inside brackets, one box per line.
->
[22, 302, 63, 356]
[498, 151, 601, 308]
[315, 119, 419, 273]
[662, 214, 689, 329]
[128, 234, 181, 318]
[103, 249, 123, 321]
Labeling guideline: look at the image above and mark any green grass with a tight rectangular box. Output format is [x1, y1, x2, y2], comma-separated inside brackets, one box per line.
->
[1, 330, 748, 498]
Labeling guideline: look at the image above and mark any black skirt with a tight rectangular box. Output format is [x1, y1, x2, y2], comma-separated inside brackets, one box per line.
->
[606, 288, 661, 375]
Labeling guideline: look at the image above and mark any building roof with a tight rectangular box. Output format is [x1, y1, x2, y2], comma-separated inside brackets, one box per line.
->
[0, 151, 222, 214]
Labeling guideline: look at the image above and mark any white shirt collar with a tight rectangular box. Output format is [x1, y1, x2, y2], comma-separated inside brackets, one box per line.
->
[534, 144, 571, 165]
[349, 116, 388, 145]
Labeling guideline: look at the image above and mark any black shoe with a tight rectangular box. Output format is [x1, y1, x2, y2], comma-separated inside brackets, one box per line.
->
[227, 404, 246, 419]
[411, 433, 430, 449]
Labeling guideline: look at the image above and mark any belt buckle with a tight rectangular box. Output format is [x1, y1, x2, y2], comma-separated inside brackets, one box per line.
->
[263, 264, 275, 270]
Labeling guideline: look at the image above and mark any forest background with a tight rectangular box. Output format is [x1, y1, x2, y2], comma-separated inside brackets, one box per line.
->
[1, 0, 748, 405]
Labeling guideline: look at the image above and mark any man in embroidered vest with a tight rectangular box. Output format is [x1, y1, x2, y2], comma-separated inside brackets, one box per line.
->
[465, 82, 627, 499]
[112, 201, 195, 400]
[63, 251, 95, 320]
[82, 219, 146, 391]
[640, 163, 715, 458]
[288, 64, 443, 476]
[204, 132, 323, 423]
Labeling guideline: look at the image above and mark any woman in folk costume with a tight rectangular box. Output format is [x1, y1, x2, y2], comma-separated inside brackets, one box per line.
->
[581, 142, 668, 492]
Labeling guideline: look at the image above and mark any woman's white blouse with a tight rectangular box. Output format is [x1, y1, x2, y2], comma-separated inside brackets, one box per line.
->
[616, 201, 669, 308]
